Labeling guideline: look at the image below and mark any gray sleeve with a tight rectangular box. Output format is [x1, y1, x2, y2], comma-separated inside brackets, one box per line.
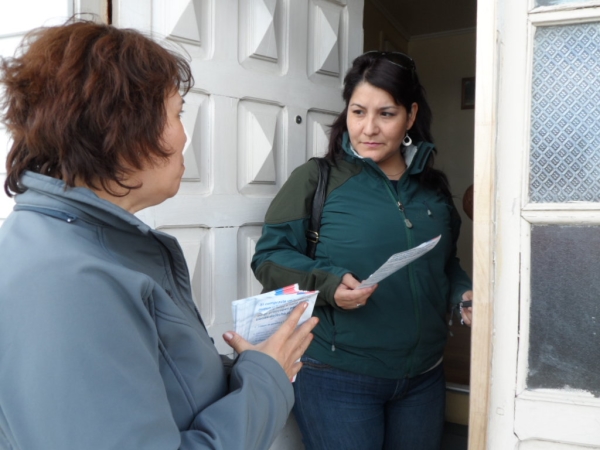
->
[0, 269, 293, 450]
[184, 351, 294, 449]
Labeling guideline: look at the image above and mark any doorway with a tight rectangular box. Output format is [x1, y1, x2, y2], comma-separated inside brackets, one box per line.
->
[363, 1, 477, 448]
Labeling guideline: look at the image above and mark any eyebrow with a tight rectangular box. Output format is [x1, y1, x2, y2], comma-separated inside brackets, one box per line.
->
[349, 102, 397, 110]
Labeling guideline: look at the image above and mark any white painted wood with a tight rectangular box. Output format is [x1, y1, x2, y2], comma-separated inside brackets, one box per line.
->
[484, 1, 530, 449]
[307, 109, 338, 158]
[74, 0, 108, 20]
[531, 1, 600, 15]
[515, 392, 600, 446]
[516, 218, 532, 397]
[480, 0, 600, 448]
[520, 441, 600, 450]
[114, 2, 364, 448]
[238, 99, 283, 191]
[522, 210, 600, 223]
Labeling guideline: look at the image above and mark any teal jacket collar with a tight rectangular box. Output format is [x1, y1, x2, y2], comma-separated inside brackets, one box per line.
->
[341, 132, 434, 175]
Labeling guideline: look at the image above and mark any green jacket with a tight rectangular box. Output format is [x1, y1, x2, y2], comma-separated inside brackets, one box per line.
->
[251, 134, 471, 379]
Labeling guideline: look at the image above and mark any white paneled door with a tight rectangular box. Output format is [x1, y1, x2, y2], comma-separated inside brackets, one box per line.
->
[114, 0, 363, 351]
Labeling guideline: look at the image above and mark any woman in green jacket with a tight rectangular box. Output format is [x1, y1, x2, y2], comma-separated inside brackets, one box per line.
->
[251, 51, 473, 450]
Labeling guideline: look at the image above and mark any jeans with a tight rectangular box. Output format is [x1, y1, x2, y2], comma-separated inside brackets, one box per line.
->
[293, 356, 446, 450]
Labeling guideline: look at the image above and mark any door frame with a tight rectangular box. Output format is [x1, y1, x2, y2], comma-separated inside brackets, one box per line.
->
[469, 0, 497, 447]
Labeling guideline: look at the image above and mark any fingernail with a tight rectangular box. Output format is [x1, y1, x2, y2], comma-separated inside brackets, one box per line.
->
[303, 302, 308, 309]
[224, 332, 233, 340]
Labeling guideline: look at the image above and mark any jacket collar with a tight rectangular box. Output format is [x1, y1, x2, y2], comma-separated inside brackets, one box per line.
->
[341, 132, 435, 175]
[17, 171, 153, 235]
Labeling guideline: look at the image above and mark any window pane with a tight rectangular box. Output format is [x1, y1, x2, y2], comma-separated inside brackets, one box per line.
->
[529, 23, 600, 203]
[528, 225, 600, 395]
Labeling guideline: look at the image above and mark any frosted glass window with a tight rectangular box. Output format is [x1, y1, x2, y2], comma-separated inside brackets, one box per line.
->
[528, 225, 600, 395]
[536, 0, 596, 5]
[529, 23, 600, 203]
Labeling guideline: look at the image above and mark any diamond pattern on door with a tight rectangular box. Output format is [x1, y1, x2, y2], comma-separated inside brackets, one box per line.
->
[161, 227, 214, 322]
[239, 0, 288, 74]
[245, 0, 278, 62]
[237, 225, 264, 299]
[309, 0, 346, 79]
[152, 0, 211, 57]
[168, 0, 203, 44]
[238, 100, 283, 193]
[307, 109, 337, 158]
[181, 91, 210, 186]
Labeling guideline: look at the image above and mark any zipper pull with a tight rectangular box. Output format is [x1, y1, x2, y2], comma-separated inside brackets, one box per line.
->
[397, 201, 413, 228]
[427, 209, 432, 216]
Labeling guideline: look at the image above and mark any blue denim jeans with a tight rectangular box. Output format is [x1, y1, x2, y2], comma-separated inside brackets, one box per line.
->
[293, 356, 446, 450]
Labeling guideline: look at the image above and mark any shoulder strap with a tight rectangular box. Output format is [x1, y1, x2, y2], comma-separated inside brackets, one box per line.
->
[305, 157, 331, 259]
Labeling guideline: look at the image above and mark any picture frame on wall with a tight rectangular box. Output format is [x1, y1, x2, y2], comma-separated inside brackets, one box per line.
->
[461, 77, 476, 109]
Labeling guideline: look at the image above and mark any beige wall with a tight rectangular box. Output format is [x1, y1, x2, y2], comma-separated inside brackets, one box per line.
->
[363, 0, 408, 52]
[409, 31, 476, 278]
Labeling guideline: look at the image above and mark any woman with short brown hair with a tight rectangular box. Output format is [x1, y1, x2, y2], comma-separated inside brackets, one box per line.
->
[0, 19, 317, 450]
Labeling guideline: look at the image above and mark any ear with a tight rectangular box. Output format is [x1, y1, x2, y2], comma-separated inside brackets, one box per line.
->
[407, 102, 419, 130]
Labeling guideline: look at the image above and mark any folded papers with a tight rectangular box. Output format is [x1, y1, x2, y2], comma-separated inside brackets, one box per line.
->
[232, 284, 318, 345]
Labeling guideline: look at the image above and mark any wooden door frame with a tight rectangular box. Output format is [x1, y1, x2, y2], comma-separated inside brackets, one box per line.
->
[469, 0, 497, 448]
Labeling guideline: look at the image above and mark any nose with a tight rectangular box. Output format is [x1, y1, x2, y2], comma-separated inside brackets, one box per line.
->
[363, 114, 379, 136]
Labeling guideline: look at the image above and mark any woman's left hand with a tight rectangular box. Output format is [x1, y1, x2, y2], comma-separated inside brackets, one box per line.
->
[223, 302, 318, 380]
[460, 290, 473, 327]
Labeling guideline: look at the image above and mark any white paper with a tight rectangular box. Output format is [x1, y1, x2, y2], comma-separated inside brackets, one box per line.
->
[232, 284, 318, 345]
[357, 235, 441, 289]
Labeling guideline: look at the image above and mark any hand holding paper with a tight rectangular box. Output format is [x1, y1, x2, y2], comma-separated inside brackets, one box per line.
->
[226, 284, 319, 380]
[231, 284, 318, 344]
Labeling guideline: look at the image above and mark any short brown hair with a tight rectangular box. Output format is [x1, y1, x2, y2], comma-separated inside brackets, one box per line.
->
[1, 19, 193, 197]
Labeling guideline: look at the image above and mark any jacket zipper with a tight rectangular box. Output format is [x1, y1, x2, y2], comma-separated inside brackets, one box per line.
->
[157, 237, 207, 330]
[381, 178, 421, 377]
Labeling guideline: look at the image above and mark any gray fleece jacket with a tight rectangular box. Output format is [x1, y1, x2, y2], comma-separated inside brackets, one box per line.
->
[0, 171, 293, 450]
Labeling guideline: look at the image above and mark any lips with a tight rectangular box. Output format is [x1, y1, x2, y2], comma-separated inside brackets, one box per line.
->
[361, 142, 383, 148]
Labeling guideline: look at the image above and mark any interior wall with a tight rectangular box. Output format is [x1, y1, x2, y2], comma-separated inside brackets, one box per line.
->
[363, 0, 408, 52]
[409, 31, 476, 279]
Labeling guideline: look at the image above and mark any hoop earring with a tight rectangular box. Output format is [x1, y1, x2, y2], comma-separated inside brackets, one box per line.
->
[402, 133, 412, 147]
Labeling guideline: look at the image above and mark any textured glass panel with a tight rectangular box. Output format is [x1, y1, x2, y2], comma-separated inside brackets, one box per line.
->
[528, 225, 600, 396]
[536, 0, 596, 5]
[529, 23, 600, 203]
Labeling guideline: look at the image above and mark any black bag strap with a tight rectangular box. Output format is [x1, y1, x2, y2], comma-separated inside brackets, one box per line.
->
[305, 157, 331, 259]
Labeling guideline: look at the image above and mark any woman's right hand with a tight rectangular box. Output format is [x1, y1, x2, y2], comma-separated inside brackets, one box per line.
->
[223, 302, 319, 379]
[334, 273, 378, 310]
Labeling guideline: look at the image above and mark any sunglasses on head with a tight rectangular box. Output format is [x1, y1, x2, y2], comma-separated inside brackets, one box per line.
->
[363, 51, 417, 72]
